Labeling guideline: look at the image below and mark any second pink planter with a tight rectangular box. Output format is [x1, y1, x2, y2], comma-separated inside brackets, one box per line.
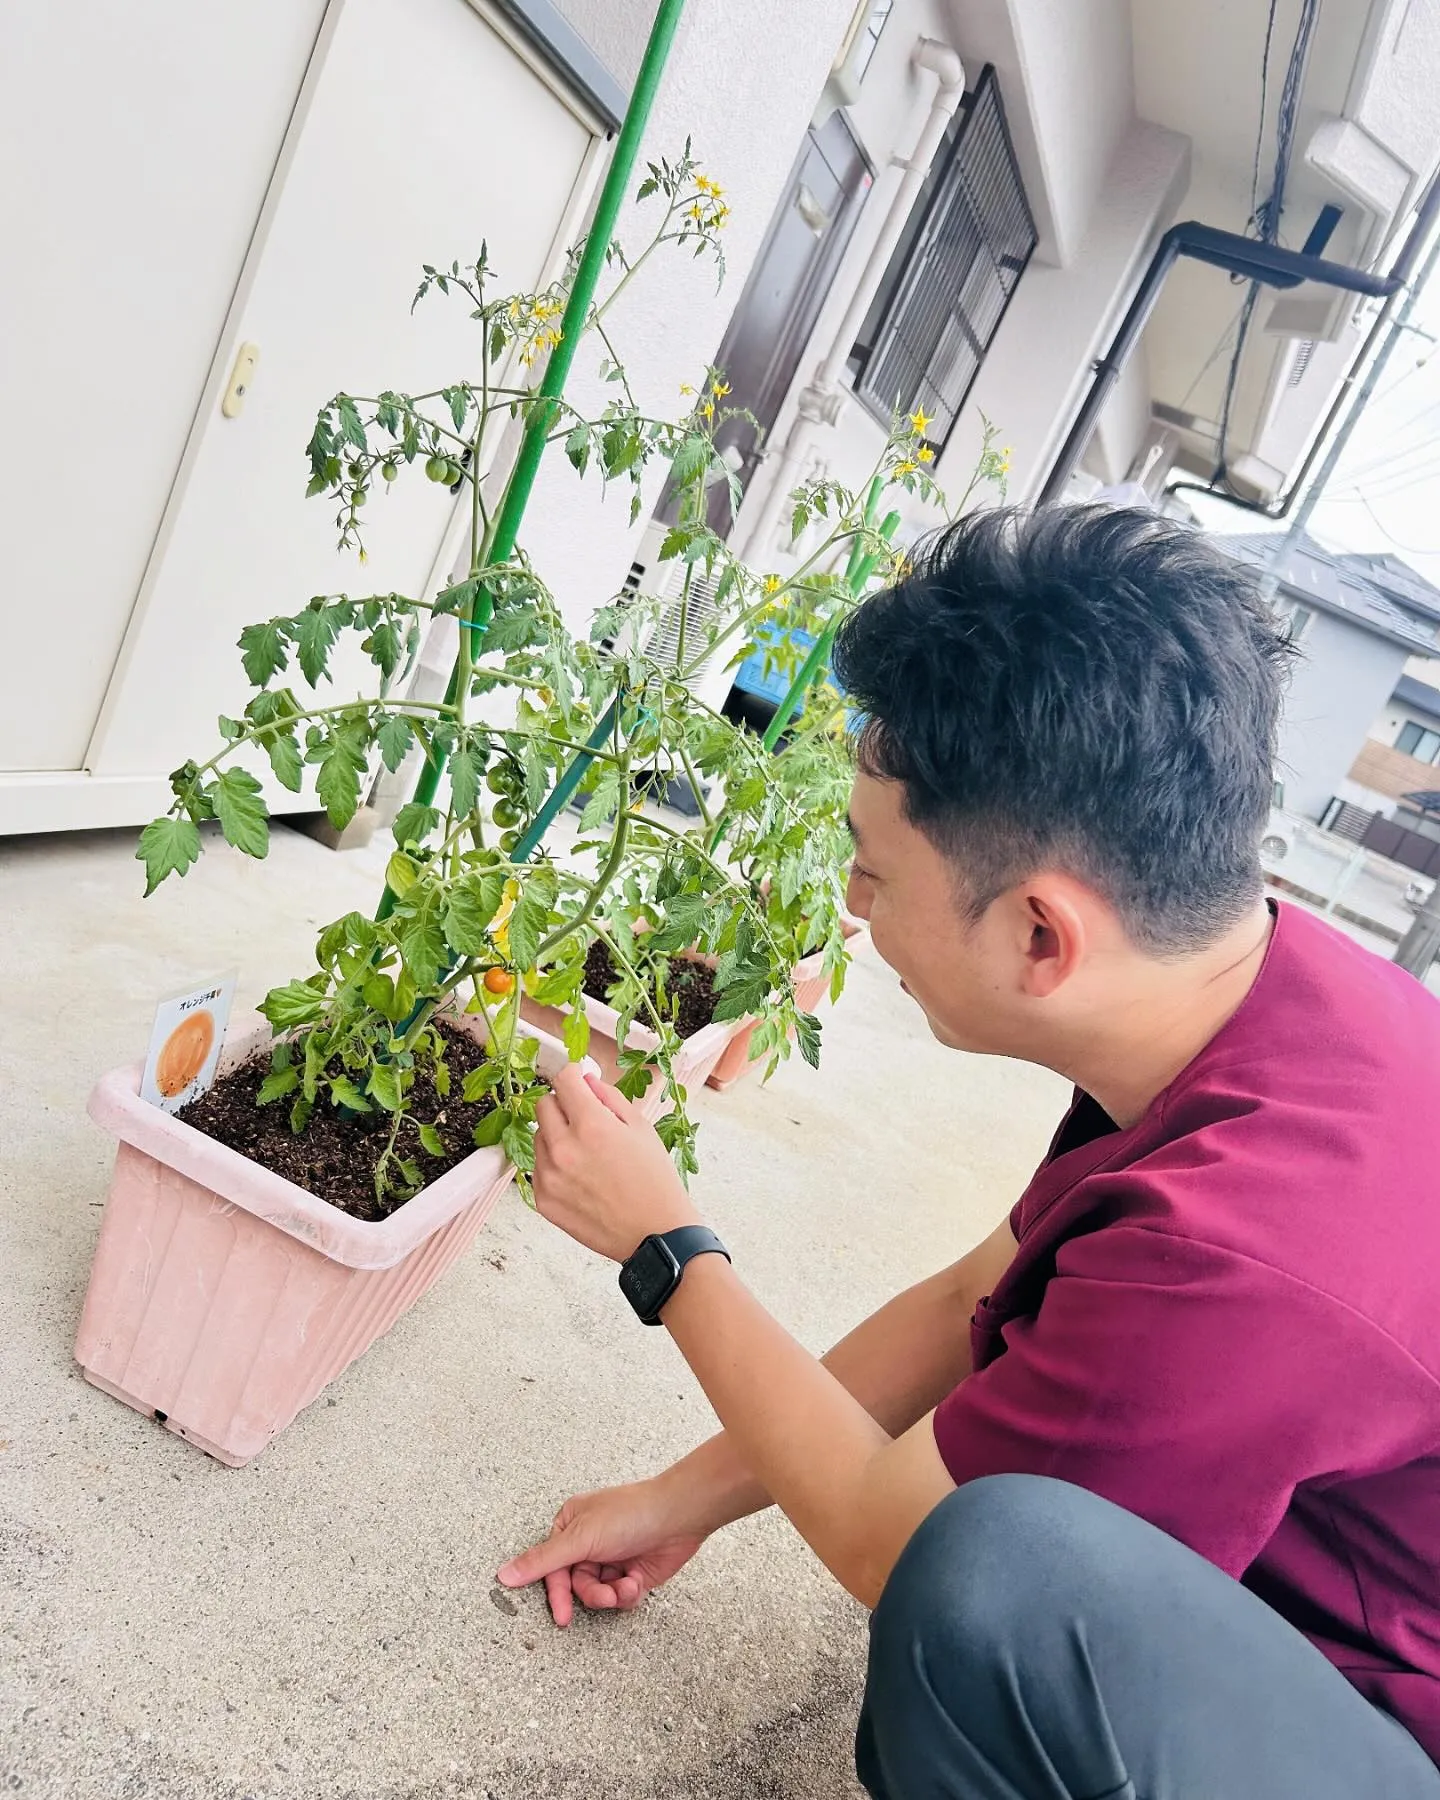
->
[705, 917, 870, 1091]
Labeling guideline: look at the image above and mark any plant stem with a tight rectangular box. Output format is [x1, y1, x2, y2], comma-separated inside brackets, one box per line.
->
[535, 793, 630, 962]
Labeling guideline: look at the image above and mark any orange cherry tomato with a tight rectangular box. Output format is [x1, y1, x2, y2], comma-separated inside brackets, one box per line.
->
[483, 967, 516, 996]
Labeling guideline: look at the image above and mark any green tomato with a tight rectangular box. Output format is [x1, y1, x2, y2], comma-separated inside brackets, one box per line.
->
[425, 455, 448, 482]
[381, 461, 399, 483]
[491, 799, 520, 828]
[351, 486, 369, 507]
[486, 765, 514, 796]
[348, 460, 365, 480]
[499, 828, 520, 853]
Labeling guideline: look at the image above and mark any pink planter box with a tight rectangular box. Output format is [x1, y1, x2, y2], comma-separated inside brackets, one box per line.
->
[520, 990, 743, 1120]
[705, 918, 870, 1092]
[76, 1015, 575, 1467]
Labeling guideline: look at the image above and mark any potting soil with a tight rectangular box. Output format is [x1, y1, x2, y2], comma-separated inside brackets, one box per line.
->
[582, 939, 720, 1039]
[179, 1021, 500, 1219]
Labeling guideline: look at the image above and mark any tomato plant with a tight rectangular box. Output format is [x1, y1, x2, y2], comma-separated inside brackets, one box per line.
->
[137, 146, 1006, 1205]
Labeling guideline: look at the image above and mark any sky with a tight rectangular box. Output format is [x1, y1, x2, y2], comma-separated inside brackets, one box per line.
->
[1184, 264, 1440, 586]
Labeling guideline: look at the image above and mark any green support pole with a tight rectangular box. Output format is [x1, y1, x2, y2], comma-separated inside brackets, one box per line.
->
[377, 0, 686, 919]
[702, 505, 900, 856]
[758, 507, 900, 754]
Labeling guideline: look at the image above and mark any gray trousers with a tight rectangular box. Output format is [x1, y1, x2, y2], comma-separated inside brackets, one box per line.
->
[856, 1475, 1440, 1800]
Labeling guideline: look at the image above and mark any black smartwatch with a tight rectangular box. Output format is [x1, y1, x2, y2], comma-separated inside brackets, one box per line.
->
[619, 1225, 730, 1325]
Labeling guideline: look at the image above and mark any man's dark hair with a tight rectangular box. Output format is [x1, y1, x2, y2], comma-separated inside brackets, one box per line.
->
[831, 505, 1291, 954]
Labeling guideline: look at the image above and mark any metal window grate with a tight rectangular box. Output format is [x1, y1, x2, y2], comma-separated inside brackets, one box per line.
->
[856, 67, 1036, 447]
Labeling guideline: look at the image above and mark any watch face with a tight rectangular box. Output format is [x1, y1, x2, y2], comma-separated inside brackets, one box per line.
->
[620, 1237, 679, 1321]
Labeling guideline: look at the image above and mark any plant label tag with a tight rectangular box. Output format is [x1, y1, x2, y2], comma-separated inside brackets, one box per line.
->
[141, 974, 237, 1113]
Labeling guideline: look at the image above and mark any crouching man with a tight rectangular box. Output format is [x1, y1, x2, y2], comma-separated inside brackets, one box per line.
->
[499, 507, 1440, 1799]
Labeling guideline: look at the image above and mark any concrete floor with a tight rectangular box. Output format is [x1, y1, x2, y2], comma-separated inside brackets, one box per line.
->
[0, 822, 1068, 1800]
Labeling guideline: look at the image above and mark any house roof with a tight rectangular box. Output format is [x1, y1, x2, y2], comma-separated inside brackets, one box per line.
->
[1393, 673, 1440, 723]
[1215, 531, 1440, 655]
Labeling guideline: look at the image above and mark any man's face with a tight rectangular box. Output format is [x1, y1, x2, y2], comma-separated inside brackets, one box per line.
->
[844, 770, 1014, 1053]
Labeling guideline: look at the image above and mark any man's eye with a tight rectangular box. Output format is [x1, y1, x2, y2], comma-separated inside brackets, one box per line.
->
[850, 862, 876, 881]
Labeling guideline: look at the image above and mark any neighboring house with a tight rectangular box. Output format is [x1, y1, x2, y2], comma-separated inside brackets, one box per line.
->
[5, 0, 1440, 834]
[1218, 531, 1440, 823]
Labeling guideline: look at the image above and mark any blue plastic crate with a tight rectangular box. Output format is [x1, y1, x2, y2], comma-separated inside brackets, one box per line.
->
[733, 624, 828, 706]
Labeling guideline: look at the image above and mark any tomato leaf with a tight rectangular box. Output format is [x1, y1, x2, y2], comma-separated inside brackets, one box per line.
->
[366, 1063, 403, 1112]
[471, 1107, 506, 1148]
[260, 980, 329, 1031]
[449, 743, 483, 820]
[392, 802, 439, 848]
[562, 999, 590, 1062]
[376, 713, 413, 773]
[297, 605, 342, 686]
[136, 816, 201, 895]
[506, 867, 558, 972]
[238, 620, 289, 687]
[256, 1065, 299, 1105]
[462, 1065, 502, 1103]
[317, 734, 365, 829]
[266, 731, 304, 792]
[501, 1116, 536, 1173]
[444, 869, 506, 955]
[212, 768, 269, 860]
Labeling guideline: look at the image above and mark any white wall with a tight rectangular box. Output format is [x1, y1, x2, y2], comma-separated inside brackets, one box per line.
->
[0, 3, 329, 771]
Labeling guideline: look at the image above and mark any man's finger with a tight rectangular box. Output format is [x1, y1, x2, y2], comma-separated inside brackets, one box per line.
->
[534, 1091, 564, 1144]
[584, 1072, 635, 1122]
[611, 1572, 644, 1609]
[550, 1061, 604, 1120]
[544, 1566, 575, 1629]
[571, 1564, 621, 1610]
[497, 1531, 577, 1589]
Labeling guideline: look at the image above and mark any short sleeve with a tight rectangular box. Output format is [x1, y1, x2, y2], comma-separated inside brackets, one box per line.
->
[934, 1222, 1408, 1576]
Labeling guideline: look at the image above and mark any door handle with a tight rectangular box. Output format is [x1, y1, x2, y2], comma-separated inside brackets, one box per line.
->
[221, 343, 260, 419]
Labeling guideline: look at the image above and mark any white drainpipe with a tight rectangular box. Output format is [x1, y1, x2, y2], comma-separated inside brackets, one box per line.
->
[735, 38, 965, 561]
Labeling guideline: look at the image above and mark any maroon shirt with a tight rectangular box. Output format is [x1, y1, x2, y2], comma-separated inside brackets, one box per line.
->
[933, 902, 1440, 1761]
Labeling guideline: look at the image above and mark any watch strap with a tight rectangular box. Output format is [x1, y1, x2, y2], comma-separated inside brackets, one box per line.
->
[657, 1224, 730, 1273]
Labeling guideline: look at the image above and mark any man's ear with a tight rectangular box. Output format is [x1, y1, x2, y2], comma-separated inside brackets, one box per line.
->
[1014, 877, 1090, 998]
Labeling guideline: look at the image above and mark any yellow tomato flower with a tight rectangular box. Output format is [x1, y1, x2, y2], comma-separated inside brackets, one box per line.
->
[702, 400, 715, 421]
[918, 445, 934, 464]
[762, 573, 781, 595]
[908, 408, 933, 437]
[490, 877, 521, 957]
[894, 459, 918, 477]
[679, 382, 695, 397]
[358, 548, 369, 563]
[712, 379, 731, 399]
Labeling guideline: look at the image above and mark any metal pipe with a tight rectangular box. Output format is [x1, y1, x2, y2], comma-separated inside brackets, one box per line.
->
[735, 37, 964, 562]
[1164, 169, 1440, 523]
[1036, 218, 1414, 508]
[1256, 220, 1440, 598]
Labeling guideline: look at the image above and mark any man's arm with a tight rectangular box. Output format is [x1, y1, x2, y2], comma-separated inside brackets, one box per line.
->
[659, 1217, 1017, 1539]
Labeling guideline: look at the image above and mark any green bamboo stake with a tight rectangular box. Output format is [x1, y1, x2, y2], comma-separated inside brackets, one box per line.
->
[758, 506, 900, 753]
[376, 0, 686, 920]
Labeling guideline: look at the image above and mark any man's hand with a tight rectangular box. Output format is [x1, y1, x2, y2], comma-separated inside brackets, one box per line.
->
[496, 1477, 706, 1627]
[533, 1065, 698, 1262]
